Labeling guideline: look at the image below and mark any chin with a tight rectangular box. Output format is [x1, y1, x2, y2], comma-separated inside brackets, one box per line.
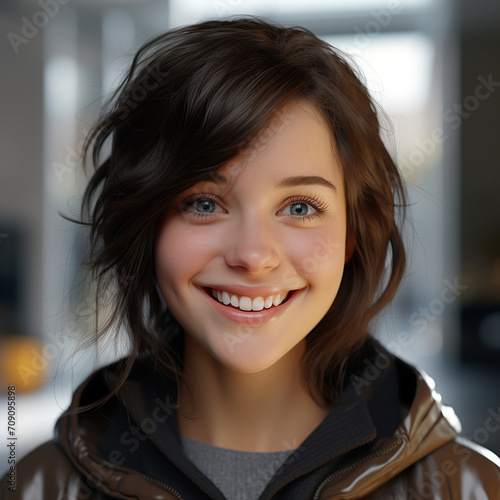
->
[217, 355, 279, 374]
[207, 334, 302, 375]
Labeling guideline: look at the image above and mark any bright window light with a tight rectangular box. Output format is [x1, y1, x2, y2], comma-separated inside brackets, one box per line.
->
[324, 32, 438, 171]
[324, 32, 435, 115]
[44, 57, 78, 119]
[168, 0, 432, 27]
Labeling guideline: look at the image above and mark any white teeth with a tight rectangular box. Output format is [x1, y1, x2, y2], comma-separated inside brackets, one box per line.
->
[230, 295, 238, 307]
[222, 291, 231, 305]
[239, 296, 252, 311]
[252, 297, 264, 311]
[211, 289, 289, 311]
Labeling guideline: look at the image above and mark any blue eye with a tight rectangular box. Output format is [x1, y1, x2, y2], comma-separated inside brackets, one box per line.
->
[179, 194, 224, 219]
[195, 199, 216, 213]
[279, 196, 328, 222]
[178, 193, 327, 222]
[289, 202, 309, 216]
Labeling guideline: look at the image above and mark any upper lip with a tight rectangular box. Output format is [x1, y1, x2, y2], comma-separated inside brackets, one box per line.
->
[197, 284, 302, 298]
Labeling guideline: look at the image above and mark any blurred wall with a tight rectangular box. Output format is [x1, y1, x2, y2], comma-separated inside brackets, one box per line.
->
[0, 10, 44, 340]
[457, 0, 500, 364]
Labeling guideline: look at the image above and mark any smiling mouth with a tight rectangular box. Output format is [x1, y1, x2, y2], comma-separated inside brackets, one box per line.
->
[203, 287, 292, 312]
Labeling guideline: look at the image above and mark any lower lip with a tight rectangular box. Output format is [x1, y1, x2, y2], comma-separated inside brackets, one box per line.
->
[199, 287, 300, 326]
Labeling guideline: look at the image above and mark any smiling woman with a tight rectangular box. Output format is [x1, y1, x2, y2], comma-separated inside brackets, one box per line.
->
[156, 101, 347, 373]
[156, 101, 348, 448]
[4, 16, 499, 500]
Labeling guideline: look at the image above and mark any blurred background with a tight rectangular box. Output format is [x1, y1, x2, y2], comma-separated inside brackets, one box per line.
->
[0, 0, 499, 467]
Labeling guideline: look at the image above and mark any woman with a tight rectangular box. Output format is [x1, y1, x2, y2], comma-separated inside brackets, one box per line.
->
[4, 17, 499, 499]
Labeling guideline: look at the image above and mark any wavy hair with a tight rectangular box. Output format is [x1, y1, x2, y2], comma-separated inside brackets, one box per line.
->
[78, 17, 406, 407]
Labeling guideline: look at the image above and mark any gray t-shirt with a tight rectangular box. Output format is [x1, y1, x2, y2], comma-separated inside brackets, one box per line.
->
[181, 436, 296, 500]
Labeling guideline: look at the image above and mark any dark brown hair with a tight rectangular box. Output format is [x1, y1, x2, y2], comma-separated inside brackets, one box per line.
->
[78, 17, 406, 407]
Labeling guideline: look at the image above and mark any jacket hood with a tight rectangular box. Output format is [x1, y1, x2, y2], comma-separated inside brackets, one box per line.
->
[315, 368, 462, 498]
[53, 341, 462, 499]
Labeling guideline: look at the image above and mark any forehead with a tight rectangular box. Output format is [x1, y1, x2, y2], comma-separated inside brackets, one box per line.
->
[212, 100, 343, 190]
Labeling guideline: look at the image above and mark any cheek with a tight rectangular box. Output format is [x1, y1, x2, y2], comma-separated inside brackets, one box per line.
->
[155, 220, 224, 287]
[283, 226, 346, 288]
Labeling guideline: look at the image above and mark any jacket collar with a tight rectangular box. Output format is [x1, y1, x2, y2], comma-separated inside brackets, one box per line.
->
[315, 363, 461, 498]
[53, 340, 460, 499]
[93, 357, 380, 499]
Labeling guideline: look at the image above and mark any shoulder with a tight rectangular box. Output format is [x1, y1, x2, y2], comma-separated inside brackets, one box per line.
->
[364, 438, 500, 499]
[1, 441, 99, 500]
[403, 437, 500, 498]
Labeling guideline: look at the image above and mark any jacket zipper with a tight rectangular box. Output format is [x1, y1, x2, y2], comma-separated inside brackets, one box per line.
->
[84, 448, 185, 500]
[109, 463, 185, 500]
[257, 434, 376, 500]
[312, 439, 402, 500]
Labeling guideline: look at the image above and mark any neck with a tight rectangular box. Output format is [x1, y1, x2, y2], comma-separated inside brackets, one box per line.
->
[177, 334, 329, 452]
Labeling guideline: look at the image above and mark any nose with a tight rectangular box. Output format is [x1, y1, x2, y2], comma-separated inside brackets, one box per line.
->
[224, 215, 280, 275]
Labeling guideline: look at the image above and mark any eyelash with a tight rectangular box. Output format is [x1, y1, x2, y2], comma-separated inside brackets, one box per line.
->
[179, 193, 224, 220]
[179, 193, 329, 222]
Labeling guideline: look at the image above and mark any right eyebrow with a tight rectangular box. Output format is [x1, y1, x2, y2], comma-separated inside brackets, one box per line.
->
[202, 172, 229, 185]
[275, 175, 337, 193]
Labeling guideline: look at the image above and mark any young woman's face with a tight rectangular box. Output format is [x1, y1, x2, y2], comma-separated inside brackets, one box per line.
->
[155, 101, 347, 373]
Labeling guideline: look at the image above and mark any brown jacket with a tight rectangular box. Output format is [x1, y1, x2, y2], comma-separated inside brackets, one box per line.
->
[2, 351, 500, 499]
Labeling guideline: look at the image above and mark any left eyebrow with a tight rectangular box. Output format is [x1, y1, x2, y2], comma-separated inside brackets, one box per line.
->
[275, 176, 337, 192]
